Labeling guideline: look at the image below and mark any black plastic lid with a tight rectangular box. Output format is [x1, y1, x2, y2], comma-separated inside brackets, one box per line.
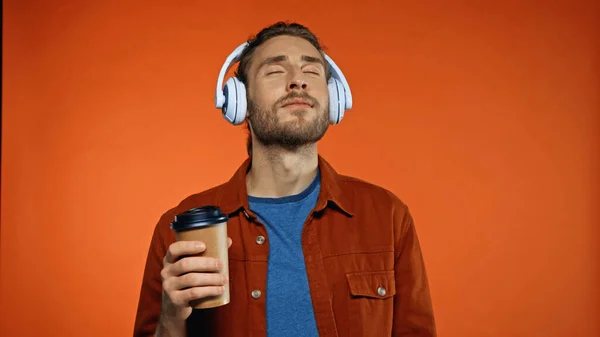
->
[170, 206, 228, 232]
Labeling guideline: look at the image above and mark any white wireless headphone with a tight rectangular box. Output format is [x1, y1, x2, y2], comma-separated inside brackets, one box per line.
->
[214, 42, 353, 125]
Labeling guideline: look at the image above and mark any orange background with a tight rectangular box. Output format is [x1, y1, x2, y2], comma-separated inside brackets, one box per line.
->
[2, 1, 599, 336]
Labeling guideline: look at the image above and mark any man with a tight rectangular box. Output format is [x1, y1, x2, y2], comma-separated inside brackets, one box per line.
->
[133, 22, 436, 337]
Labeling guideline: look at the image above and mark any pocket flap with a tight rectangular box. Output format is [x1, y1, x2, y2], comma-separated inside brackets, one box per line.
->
[346, 270, 396, 299]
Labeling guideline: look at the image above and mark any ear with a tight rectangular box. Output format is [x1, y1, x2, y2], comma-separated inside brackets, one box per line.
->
[245, 91, 257, 122]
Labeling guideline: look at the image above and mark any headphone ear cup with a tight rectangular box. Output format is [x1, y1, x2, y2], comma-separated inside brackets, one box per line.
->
[327, 78, 346, 124]
[222, 78, 247, 125]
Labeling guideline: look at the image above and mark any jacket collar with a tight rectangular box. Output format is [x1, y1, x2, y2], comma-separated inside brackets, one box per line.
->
[219, 155, 353, 218]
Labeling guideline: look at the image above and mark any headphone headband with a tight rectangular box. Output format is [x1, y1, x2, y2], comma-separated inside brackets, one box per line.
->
[215, 42, 248, 109]
[215, 42, 352, 110]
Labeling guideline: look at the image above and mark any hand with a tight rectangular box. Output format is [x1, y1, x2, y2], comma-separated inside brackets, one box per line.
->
[157, 238, 233, 335]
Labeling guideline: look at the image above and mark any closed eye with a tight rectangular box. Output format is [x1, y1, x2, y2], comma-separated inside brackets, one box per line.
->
[266, 70, 284, 75]
[303, 66, 322, 76]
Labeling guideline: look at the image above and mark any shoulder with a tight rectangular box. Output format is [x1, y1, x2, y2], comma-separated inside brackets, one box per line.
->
[337, 174, 408, 210]
[331, 173, 417, 253]
[172, 182, 230, 213]
[151, 182, 231, 245]
[166, 181, 230, 218]
[333, 173, 414, 235]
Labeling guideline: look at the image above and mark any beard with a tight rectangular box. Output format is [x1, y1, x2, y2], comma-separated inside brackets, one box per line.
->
[247, 91, 329, 151]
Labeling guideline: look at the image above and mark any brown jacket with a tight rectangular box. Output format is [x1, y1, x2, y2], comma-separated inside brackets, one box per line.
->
[133, 156, 436, 336]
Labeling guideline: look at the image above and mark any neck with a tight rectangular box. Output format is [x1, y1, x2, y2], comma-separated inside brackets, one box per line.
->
[246, 143, 319, 198]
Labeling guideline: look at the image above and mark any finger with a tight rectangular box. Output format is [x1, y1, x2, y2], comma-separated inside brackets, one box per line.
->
[165, 241, 206, 264]
[163, 271, 226, 292]
[228, 237, 232, 248]
[171, 272, 228, 291]
[171, 286, 226, 307]
[171, 256, 223, 276]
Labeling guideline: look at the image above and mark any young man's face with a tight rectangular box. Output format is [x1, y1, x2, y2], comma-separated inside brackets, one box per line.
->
[245, 35, 330, 150]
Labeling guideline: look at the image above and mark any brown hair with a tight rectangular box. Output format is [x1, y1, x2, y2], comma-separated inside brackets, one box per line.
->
[233, 21, 330, 156]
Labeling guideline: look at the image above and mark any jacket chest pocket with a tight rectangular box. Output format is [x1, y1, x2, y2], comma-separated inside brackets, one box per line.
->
[346, 270, 395, 337]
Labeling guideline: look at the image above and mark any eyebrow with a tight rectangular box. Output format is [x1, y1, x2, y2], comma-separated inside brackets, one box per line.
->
[258, 55, 325, 70]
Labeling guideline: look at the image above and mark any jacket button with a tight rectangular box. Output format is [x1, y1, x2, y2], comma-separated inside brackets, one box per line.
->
[377, 287, 387, 297]
[255, 236, 266, 245]
[251, 289, 262, 299]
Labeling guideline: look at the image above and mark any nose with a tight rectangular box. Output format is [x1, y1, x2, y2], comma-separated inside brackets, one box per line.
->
[287, 75, 307, 91]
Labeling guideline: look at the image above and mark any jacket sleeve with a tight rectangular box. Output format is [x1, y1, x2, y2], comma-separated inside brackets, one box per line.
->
[133, 214, 173, 337]
[391, 199, 437, 336]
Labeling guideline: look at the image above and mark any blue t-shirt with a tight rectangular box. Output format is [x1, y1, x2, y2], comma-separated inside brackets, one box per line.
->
[248, 171, 321, 337]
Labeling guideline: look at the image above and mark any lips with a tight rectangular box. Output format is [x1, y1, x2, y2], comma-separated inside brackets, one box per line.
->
[282, 98, 313, 107]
